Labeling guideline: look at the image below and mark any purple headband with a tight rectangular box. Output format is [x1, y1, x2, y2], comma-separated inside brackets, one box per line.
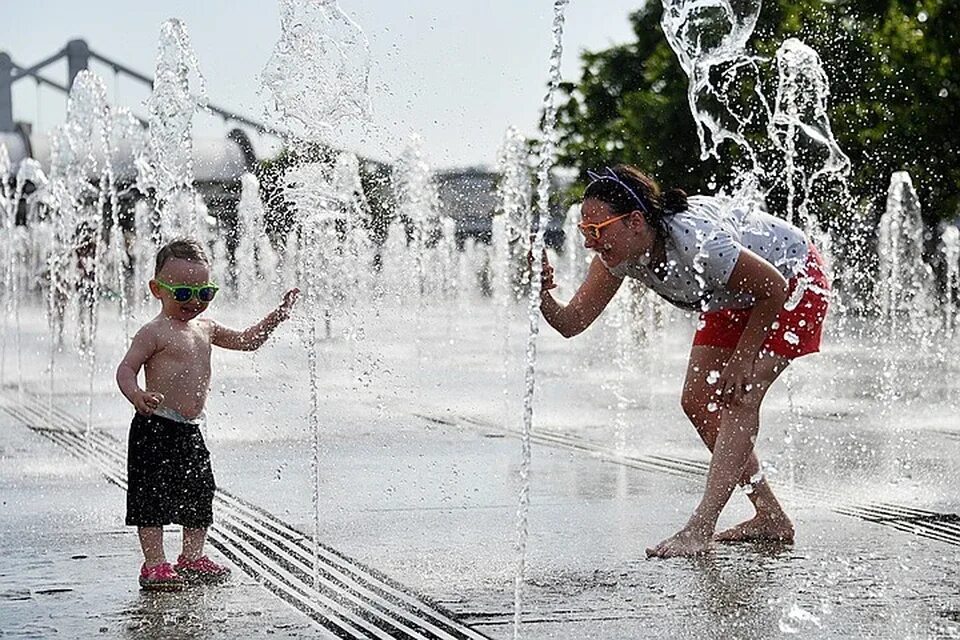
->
[586, 167, 649, 214]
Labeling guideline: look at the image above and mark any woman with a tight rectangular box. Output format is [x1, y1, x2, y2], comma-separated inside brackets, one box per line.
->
[539, 165, 829, 558]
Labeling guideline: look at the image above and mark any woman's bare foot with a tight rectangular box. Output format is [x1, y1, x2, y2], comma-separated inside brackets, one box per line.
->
[714, 515, 794, 543]
[646, 527, 712, 559]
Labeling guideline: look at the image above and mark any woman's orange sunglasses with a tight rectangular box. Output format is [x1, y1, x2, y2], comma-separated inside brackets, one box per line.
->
[577, 212, 632, 240]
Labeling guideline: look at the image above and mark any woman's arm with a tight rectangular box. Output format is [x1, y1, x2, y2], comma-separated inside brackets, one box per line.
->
[718, 248, 789, 402]
[540, 254, 623, 338]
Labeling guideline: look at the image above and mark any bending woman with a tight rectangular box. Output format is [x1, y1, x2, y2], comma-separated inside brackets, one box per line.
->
[539, 165, 829, 558]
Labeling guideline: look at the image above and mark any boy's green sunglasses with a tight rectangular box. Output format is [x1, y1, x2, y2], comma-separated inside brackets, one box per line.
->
[156, 280, 219, 303]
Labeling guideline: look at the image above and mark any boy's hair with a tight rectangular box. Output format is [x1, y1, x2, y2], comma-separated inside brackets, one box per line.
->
[155, 238, 210, 275]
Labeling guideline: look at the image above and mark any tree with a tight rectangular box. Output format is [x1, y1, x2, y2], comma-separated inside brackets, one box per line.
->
[555, 0, 959, 237]
[555, 4, 709, 201]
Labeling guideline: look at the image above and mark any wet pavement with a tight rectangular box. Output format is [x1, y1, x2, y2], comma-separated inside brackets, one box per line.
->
[2, 299, 960, 638]
[0, 410, 313, 639]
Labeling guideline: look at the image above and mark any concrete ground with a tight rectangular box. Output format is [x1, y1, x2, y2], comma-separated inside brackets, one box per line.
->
[2, 298, 960, 639]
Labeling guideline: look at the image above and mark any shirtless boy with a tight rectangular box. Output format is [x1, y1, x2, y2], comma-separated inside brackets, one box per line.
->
[116, 238, 299, 590]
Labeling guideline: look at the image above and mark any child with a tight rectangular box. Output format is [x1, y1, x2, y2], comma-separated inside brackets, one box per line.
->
[116, 238, 299, 590]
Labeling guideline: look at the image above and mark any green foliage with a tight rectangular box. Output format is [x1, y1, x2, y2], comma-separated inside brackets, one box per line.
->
[256, 143, 335, 240]
[256, 144, 394, 246]
[555, 0, 959, 230]
[556, 4, 708, 199]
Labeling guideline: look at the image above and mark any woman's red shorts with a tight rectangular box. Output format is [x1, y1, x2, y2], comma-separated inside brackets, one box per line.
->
[693, 245, 830, 360]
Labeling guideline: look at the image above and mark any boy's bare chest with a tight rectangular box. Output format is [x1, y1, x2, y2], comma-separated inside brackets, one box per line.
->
[154, 326, 212, 371]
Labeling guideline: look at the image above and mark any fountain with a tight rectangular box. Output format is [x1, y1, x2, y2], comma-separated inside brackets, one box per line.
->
[140, 19, 208, 244]
[11, 159, 49, 396]
[877, 172, 938, 339]
[235, 173, 273, 304]
[262, 0, 374, 591]
[0, 145, 14, 389]
[511, 2, 570, 636]
[660, 0, 767, 175]
[494, 127, 534, 306]
[393, 134, 442, 298]
[769, 38, 851, 231]
[943, 225, 960, 338]
[45, 70, 114, 429]
[1, 2, 958, 638]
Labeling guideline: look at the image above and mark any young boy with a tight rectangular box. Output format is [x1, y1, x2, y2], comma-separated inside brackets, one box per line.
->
[116, 238, 299, 591]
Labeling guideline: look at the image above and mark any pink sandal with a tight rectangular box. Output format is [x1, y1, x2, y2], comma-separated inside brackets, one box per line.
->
[174, 555, 231, 584]
[139, 562, 185, 591]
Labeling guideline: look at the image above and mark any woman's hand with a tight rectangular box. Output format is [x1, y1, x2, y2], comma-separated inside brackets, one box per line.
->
[540, 251, 557, 293]
[717, 354, 755, 406]
[526, 249, 557, 294]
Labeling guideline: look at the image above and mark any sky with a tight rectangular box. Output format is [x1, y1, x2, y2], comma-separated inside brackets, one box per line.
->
[2, 1, 645, 170]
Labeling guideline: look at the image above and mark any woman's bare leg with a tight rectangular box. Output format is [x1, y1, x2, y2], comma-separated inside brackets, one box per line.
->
[647, 346, 791, 558]
[680, 346, 794, 543]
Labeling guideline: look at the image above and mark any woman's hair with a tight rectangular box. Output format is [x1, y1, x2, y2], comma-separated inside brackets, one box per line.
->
[155, 238, 210, 275]
[582, 165, 688, 241]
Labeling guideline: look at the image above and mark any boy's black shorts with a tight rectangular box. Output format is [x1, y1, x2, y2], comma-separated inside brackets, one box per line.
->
[126, 413, 216, 529]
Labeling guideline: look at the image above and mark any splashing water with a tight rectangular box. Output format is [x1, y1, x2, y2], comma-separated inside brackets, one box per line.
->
[283, 156, 341, 589]
[604, 285, 644, 450]
[876, 172, 937, 339]
[282, 153, 368, 327]
[661, 1, 852, 237]
[328, 151, 374, 312]
[0, 145, 9, 201]
[943, 225, 960, 338]
[235, 173, 278, 304]
[393, 135, 441, 298]
[262, 0, 374, 591]
[11, 159, 47, 397]
[262, 0, 371, 146]
[0, 145, 13, 389]
[560, 203, 590, 295]
[514, 3, 569, 638]
[109, 106, 149, 343]
[140, 19, 207, 242]
[660, 0, 768, 171]
[769, 38, 851, 229]
[494, 127, 533, 305]
[46, 70, 113, 429]
[872, 172, 937, 470]
[494, 127, 533, 420]
[130, 200, 155, 315]
[778, 602, 822, 634]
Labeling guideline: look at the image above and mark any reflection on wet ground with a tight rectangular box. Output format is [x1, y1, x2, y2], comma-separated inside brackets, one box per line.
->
[1, 306, 959, 638]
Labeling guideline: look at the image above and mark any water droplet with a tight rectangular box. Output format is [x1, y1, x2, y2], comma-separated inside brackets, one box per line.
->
[778, 603, 821, 634]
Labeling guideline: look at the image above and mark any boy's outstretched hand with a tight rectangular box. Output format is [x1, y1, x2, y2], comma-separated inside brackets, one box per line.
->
[277, 288, 300, 321]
